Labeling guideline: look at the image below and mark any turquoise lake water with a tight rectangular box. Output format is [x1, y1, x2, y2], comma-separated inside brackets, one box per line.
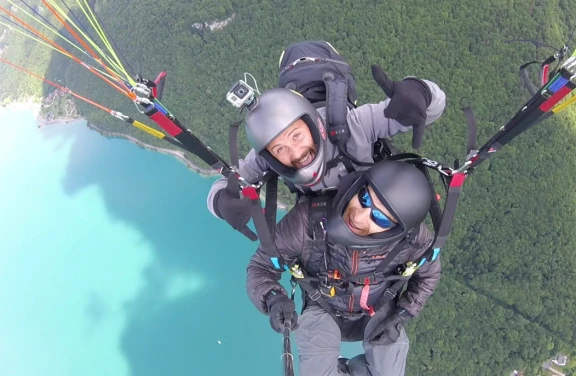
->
[0, 107, 361, 376]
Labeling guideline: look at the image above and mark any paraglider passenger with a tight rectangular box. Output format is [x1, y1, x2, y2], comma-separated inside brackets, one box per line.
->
[246, 160, 441, 376]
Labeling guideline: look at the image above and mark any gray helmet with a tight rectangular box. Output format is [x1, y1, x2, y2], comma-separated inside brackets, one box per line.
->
[325, 160, 433, 248]
[245, 88, 327, 186]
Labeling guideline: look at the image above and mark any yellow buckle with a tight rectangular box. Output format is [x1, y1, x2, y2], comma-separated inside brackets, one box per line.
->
[289, 264, 305, 279]
[401, 262, 418, 277]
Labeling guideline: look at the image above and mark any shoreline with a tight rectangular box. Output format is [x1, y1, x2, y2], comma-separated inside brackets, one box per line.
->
[0, 96, 42, 115]
[3, 96, 290, 210]
[86, 123, 289, 210]
[86, 123, 219, 177]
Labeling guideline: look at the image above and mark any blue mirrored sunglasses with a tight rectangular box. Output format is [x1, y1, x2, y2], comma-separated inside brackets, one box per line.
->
[357, 186, 396, 229]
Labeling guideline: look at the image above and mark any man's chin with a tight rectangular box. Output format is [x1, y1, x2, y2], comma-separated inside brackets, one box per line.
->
[295, 162, 311, 169]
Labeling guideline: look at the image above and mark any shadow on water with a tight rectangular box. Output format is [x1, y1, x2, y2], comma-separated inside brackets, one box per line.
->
[58, 124, 285, 376]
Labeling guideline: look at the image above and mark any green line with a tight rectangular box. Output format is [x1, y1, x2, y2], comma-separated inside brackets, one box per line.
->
[45, 0, 127, 80]
[76, 0, 134, 86]
[0, 19, 119, 82]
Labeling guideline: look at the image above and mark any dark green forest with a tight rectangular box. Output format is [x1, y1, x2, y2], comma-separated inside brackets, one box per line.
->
[1, 0, 576, 374]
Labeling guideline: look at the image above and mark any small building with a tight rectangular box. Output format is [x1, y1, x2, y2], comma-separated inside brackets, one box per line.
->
[553, 355, 568, 367]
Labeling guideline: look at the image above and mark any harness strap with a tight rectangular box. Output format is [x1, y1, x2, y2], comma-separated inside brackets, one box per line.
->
[264, 174, 279, 240]
[360, 278, 371, 311]
[296, 272, 411, 321]
[379, 154, 462, 272]
[432, 173, 466, 251]
[345, 272, 409, 285]
[374, 232, 417, 274]
[242, 185, 287, 269]
[324, 71, 350, 146]
[372, 138, 400, 162]
[519, 61, 541, 96]
[228, 122, 290, 273]
[296, 275, 363, 321]
[228, 121, 241, 167]
[326, 154, 355, 173]
[356, 232, 416, 316]
[403, 169, 465, 272]
[306, 270, 409, 287]
[369, 278, 411, 317]
[310, 195, 331, 254]
[460, 98, 478, 155]
[340, 156, 355, 173]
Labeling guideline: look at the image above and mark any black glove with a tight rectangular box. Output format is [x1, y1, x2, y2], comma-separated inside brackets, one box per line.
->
[213, 174, 258, 241]
[366, 309, 411, 345]
[371, 64, 432, 149]
[266, 292, 299, 333]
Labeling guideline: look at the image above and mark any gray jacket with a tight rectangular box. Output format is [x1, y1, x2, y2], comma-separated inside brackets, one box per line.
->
[246, 201, 441, 319]
[207, 79, 446, 216]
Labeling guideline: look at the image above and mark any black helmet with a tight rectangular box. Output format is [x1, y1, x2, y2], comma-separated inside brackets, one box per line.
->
[325, 160, 432, 248]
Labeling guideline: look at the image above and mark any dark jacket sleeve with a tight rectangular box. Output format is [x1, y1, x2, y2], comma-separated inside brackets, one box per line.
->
[246, 202, 309, 314]
[397, 222, 442, 317]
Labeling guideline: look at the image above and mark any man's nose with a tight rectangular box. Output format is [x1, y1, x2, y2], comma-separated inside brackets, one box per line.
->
[292, 147, 306, 161]
[354, 207, 372, 222]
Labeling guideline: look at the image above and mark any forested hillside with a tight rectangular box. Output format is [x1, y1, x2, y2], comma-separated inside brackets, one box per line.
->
[1, 0, 576, 374]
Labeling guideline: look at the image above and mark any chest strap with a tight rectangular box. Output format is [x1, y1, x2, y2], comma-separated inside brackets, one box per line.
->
[294, 230, 420, 321]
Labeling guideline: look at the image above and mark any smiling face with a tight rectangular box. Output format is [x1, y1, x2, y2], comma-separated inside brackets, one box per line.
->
[266, 119, 317, 169]
[342, 185, 399, 236]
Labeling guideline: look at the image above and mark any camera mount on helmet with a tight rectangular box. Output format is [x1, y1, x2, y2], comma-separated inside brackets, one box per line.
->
[226, 79, 257, 110]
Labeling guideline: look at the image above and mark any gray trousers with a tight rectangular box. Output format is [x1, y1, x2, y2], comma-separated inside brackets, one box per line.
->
[294, 305, 409, 376]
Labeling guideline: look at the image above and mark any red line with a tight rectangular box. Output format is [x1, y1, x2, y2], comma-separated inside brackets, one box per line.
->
[40, 0, 129, 94]
[0, 57, 111, 113]
[0, 5, 134, 100]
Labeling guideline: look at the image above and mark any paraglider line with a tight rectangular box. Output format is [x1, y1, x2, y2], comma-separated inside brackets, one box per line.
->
[59, 0, 99, 50]
[41, 0, 129, 88]
[0, 4, 132, 98]
[90, 5, 136, 77]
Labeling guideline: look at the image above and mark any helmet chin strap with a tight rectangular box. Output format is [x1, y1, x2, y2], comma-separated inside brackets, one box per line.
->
[298, 143, 330, 186]
[301, 173, 322, 187]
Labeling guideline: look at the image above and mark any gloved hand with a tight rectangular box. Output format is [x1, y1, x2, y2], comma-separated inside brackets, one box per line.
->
[213, 173, 258, 241]
[365, 309, 411, 345]
[371, 64, 432, 149]
[266, 292, 299, 333]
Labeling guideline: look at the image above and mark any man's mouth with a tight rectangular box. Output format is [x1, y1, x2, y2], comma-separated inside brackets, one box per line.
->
[347, 217, 364, 235]
[294, 150, 315, 168]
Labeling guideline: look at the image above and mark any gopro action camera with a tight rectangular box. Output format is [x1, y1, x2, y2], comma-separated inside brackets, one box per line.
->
[226, 80, 256, 109]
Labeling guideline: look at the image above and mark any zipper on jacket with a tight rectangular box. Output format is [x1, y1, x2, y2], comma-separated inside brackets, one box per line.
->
[352, 250, 359, 275]
[348, 250, 359, 312]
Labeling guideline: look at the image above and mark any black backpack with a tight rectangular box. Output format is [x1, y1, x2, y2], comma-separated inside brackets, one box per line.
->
[277, 41, 358, 149]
